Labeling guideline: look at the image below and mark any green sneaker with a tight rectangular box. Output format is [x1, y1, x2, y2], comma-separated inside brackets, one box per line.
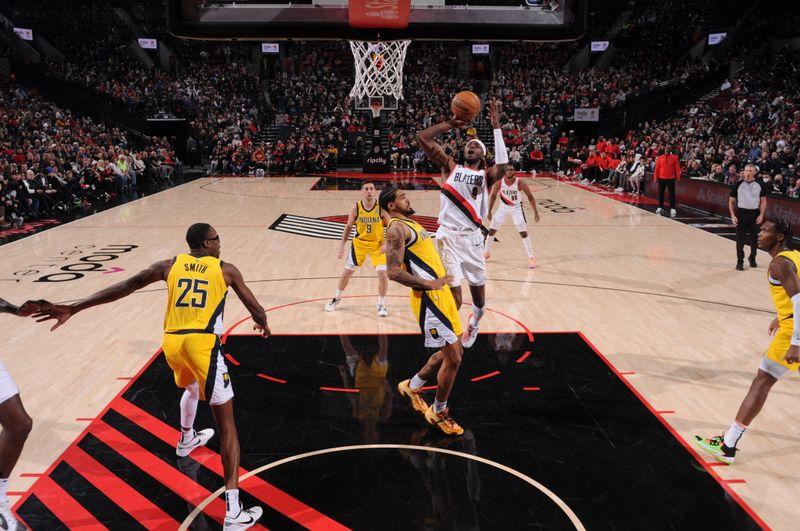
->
[693, 434, 736, 465]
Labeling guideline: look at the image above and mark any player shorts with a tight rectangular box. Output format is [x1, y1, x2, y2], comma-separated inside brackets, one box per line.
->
[410, 285, 463, 348]
[759, 322, 800, 379]
[346, 239, 386, 271]
[0, 360, 20, 405]
[162, 332, 234, 405]
[435, 226, 486, 287]
[490, 205, 527, 232]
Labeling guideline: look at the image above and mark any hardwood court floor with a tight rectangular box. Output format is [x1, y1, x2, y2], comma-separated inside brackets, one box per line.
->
[0, 174, 795, 529]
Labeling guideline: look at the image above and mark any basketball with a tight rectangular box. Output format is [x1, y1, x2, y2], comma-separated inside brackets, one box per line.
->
[451, 91, 481, 121]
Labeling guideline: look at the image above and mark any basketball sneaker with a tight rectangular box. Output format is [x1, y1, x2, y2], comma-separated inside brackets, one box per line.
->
[424, 406, 464, 436]
[397, 379, 429, 413]
[655, 208, 663, 215]
[324, 297, 340, 312]
[223, 503, 263, 530]
[461, 314, 480, 348]
[176, 428, 214, 458]
[670, 209, 677, 218]
[528, 257, 537, 269]
[693, 434, 736, 465]
[377, 304, 388, 317]
[0, 498, 25, 530]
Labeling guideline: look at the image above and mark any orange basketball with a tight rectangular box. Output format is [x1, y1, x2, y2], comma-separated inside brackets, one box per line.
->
[451, 91, 481, 121]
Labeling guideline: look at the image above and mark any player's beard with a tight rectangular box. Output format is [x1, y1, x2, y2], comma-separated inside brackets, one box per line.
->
[400, 206, 416, 216]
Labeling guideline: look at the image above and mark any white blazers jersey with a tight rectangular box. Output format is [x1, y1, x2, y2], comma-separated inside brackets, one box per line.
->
[498, 178, 522, 209]
[439, 164, 487, 231]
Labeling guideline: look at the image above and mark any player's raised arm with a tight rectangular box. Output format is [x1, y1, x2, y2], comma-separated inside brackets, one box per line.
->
[33, 260, 172, 330]
[485, 99, 508, 185]
[520, 180, 541, 223]
[416, 117, 465, 174]
[223, 262, 270, 338]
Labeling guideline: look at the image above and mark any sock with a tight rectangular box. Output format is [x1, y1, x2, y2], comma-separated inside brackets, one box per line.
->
[180, 383, 199, 443]
[225, 489, 240, 518]
[471, 304, 486, 325]
[723, 421, 747, 449]
[409, 374, 426, 391]
[433, 399, 447, 413]
[334, 289, 343, 299]
[522, 236, 533, 258]
[378, 296, 385, 306]
[485, 234, 494, 253]
[0, 477, 7, 501]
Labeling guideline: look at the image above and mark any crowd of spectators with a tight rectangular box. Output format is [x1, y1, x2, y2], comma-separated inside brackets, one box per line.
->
[0, 83, 178, 228]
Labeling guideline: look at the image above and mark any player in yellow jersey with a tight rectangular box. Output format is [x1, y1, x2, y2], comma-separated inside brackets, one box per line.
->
[379, 185, 465, 436]
[695, 219, 800, 465]
[325, 182, 392, 316]
[33, 223, 268, 530]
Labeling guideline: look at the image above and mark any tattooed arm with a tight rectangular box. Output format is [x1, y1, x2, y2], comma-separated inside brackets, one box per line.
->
[385, 222, 452, 291]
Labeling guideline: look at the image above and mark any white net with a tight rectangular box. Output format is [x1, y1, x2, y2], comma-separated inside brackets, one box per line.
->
[349, 40, 410, 104]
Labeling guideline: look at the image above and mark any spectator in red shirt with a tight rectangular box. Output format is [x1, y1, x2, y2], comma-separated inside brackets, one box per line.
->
[529, 146, 544, 172]
[653, 145, 681, 217]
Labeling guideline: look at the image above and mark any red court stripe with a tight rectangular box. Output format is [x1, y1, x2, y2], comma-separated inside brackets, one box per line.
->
[225, 353, 241, 366]
[19, 473, 42, 477]
[470, 371, 501, 382]
[516, 351, 531, 363]
[76, 418, 97, 421]
[707, 462, 727, 467]
[257, 373, 287, 384]
[420, 385, 437, 391]
[319, 387, 360, 393]
[112, 398, 351, 530]
[28, 476, 106, 530]
[116, 377, 133, 380]
[656, 410, 675, 415]
[522, 387, 541, 391]
[89, 420, 226, 524]
[62, 446, 177, 530]
[619, 371, 636, 375]
[722, 479, 747, 484]
[6, 492, 26, 496]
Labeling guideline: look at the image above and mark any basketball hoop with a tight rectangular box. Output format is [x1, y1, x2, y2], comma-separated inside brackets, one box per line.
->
[349, 39, 410, 107]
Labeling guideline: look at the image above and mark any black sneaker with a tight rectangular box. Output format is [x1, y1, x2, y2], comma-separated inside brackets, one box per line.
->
[735, 262, 744, 271]
[749, 258, 757, 268]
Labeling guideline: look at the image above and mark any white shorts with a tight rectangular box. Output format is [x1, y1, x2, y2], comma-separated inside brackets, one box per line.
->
[435, 227, 486, 287]
[0, 360, 20, 405]
[490, 205, 527, 232]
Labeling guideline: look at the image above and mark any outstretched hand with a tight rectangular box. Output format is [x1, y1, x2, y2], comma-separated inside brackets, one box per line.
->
[447, 116, 470, 128]
[17, 299, 52, 317]
[32, 304, 76, 331]
[487, 98, 502, 129]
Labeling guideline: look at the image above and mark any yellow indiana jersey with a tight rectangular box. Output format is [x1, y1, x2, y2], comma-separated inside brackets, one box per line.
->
[355, 201, 384, 242]
[769, 249, 800, 321]
[387, 218, 446, 283]
[164, 254, 228, 334]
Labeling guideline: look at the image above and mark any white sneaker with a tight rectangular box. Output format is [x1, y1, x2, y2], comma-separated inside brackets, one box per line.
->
[176, 428, 214, 457]
[615, 187, 624, 192]
[0, 498, 25, 530]
[223, 503, 263, 530]
[377, 304, 388, 317]
[461, 314, 480, 348]
[579, 179, 589, 185]
[670, 209, 677, 218]
[655, 208, 663, 215]
[324, 297, 340, 312]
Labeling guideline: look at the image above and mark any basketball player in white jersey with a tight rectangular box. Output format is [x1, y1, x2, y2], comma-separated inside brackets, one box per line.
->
[485, 167, 541, 268]
[416, 99, 508, 348]
[0, 298, 48, 530]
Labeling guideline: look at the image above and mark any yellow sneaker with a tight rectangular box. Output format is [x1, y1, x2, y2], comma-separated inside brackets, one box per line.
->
[397, 379, 429, 413]
[424, 406, 464, 436]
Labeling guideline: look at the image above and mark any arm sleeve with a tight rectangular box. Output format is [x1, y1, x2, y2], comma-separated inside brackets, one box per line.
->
[493, 128, 508, 165]
[792, 293, 800, 346]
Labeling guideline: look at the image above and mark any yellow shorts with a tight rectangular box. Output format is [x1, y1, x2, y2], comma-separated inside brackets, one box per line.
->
[410, 285, 463, 348]
[162, 332, 233, 404]
[761, 323, 800, 378]
[347, 239, 386, 270]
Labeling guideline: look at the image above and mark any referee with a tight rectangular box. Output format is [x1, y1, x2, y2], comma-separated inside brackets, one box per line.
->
[729, 163, 767, 270]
